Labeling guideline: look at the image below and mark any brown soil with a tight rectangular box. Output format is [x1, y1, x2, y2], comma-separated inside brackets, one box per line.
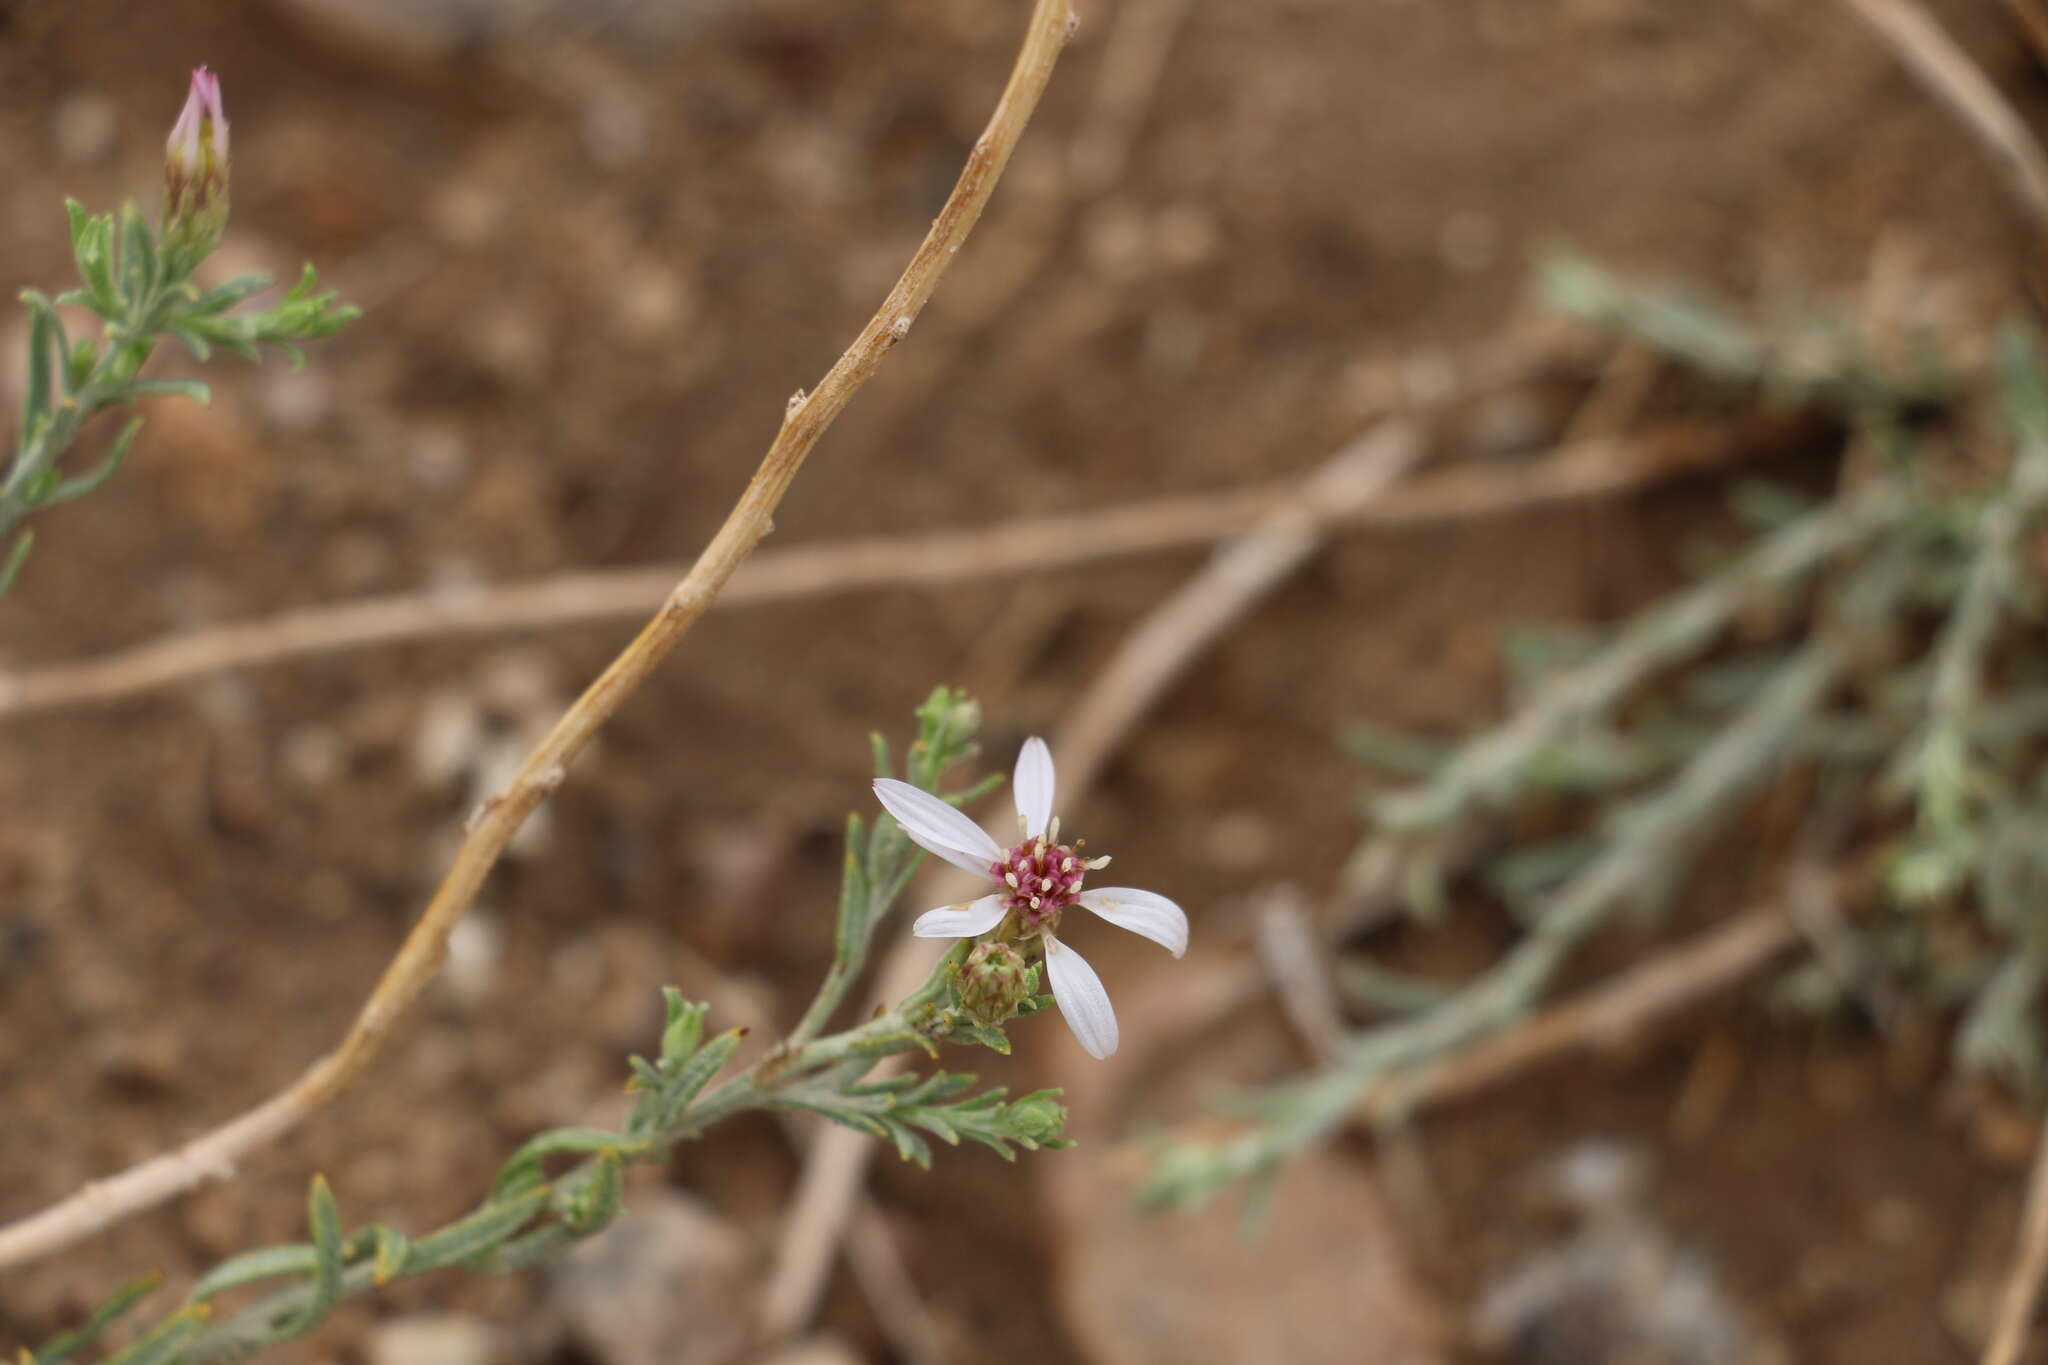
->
[0, 0, 2041, 1362]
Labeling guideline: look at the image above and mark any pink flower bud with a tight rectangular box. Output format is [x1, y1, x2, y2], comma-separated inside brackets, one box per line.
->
[162, 67, 230, 275]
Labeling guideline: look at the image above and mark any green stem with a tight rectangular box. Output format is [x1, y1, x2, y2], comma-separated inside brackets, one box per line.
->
[174, 942, 968, 1364]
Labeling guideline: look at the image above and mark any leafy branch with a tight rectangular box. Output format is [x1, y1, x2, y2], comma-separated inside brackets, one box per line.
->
[1150, 258, 2048, 1208]
[4, 201, 355, 600]
[20, 689, 1072, 1365]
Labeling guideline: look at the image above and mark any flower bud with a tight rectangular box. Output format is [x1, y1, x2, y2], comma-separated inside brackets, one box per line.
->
[1003, 1090, 1068, 1145]
[955, 939, 1033, 1025]
[162, 67, 230, 277]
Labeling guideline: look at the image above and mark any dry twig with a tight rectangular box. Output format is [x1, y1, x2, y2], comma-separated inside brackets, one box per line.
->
[1056, 420, 1426, 794]
[0, 417, 1774, 720]
[1984, 1108, 2048, 1365]
[1066, 0, 1197, 192]
[1255, 887, 1348, 1064]
[0, 0, 1078, 1272]
[1356, 907, 1798, 1124]
[1837, 0, 2048, 230]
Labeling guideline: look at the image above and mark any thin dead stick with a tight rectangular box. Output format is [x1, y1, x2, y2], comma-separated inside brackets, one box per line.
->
[1357, 907, 1798, 1123]
[1255, 886, 1347, 1064]
[1837, 0, 2048, 229]
[757, 1035, 938, 1347]
[1066, 0, 1197, 192]
[1053, 419, 1426, 797]
[1984, 1104, 2048, 1365]
[0, 0, 1076, 1272]
[876, 0, 1197, 380]
[756, 417, 1428, 1342]
[0, 417, 1773, 721]
[846, 1205, 951, 1365]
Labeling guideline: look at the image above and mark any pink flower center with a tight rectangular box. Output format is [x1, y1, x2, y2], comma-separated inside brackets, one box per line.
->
[991, 837, 1087, 933]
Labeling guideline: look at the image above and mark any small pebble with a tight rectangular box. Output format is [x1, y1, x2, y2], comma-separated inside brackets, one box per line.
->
[367, 1313, 509, 1365]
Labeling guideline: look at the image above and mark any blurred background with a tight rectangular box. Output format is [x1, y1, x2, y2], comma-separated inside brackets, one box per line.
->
[1, 0, 2043, 1362]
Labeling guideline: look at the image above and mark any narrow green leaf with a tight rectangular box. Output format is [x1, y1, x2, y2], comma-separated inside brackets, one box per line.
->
[41, 418, 142, 507]
[20, 292, 61, 444]
[0, 532, 35, 601]
[273, 1176, 345, 1339]
[795, 1100, 889, 1138]
[634, 1026, 743, 1135]
[870, 731, 892, 779]
[490, 1222, 578, 1273]
[1999, 323, 2048, 443]
[190, 1244, 319, 1303]
[842, 1024, 937, 1061]
[372, 1225, 411, 1285]
[658, 989, 706, 1069]
[188, 273, 275, 316]
[66, 201, 116, 316]
[624, 1053, 664, 1095]
[168, 327, 213, 363]
[64, 337, 95, 393]
[952, 1020, 1012, 1054]
[94, 1305, 209, 1365]
[405, 1185, 551, 1272]
[887, 1121, 931, 1168]
[492, 1128, 649, 1199]
[27, 1273, 162, 1363]
[905, 1072, 974, 1104]
[834, 814, 870, 963]
[114, 378, 210, 405]
[563, 1148, 626, 1235]
[913, 1110, 962, 1146]
[117, 206, 158, 307]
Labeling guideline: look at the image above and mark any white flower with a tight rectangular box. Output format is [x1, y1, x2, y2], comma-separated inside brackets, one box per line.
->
[873, 737, 1188, 1060]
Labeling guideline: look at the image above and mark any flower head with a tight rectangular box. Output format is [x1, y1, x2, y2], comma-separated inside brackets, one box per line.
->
[954, 939, 1034, 1025]
[874, 737, 1188, 1060]
[162, 67, 231, 275]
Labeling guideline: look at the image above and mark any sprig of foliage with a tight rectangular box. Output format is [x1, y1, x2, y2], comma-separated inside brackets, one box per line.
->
[1151, 257, 2048, 1207]
[19, 690, 1071, 1365]
[1537, 248, 1956, 413]
[770, 1070, 1072, 1167]
[4, 86, 356, 600]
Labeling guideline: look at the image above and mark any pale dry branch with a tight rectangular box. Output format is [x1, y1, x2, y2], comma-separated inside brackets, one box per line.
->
[1838, 0, 2048, 230]
[1984, 1105, 2048, 1365]
[1255, 886, 1347, 1065]
[0, 0, 1078, 1272]
[1066, 0, 1198, 193]
[830, 0, 1202, 475]
[756, 416, 1426, 1343]
[847, 1204, 951, 1365]
[758, 936, 947, 1343]
[1356, 907, 1799, 1124]
[0, 416, 1778, 721]
[1053, 419, 1426, 796]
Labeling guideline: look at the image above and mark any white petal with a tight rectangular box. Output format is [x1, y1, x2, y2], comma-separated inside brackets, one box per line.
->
[873, 779, 1004, 877]
[1044, 935, 1118, 1060]
[1078, 887, 1188, 959]
[911, 894, 1008, 939]
[1012, 736, 1056, 839]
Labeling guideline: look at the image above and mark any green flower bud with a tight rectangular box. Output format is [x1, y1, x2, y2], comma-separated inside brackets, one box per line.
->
[162, 67, 230, 278]
[956, 939, 1033, 1025]
[1002, 1089, 1068, 1145]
